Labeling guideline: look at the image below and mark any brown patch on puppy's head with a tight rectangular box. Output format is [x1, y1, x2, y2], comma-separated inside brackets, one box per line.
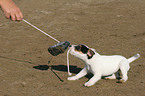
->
[87, 49, 95, 59]
[74, 44, 95, 59]
[75, 44, 89, 53]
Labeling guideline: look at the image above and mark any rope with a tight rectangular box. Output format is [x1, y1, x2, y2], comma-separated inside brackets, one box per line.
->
[23, 19, 60, 43]
[67, 48, 72, 76]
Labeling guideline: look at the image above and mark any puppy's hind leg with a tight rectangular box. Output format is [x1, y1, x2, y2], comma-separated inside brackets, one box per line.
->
[104, 71, 121, 80]
[67, 67, 87, 81]
[104, 74, 116, 80]
[119, 61, 130, 83]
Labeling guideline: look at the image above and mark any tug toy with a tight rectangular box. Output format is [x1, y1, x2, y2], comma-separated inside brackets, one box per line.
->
[48, 41, 70, 56]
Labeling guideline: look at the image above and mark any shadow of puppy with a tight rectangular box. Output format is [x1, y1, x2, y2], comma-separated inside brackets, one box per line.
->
[33, 64, 93, 79]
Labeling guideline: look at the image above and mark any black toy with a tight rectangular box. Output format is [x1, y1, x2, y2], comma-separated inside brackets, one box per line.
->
[48, 41, 70, 56]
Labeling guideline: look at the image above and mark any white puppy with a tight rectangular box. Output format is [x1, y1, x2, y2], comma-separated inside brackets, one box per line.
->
[67, 44, 140, 87]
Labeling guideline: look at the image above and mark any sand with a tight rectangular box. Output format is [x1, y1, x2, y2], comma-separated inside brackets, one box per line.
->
[0, 0, 144, 96]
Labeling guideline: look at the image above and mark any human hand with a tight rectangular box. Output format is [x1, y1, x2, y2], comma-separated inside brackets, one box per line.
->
[0, 0, 23, 21]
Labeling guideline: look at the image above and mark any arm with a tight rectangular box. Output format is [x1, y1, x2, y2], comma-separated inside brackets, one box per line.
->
[0, 0, 23, 21]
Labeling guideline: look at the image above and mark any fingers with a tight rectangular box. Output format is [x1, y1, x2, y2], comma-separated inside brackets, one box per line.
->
[15, 10, 23, 21]
[9, 10, 23, 21]
[3, 8, 23, 21]
[0, 0, 23, 21]
[5, 12, 11, 19]
[11, 13, 16, 21]
[15, 8, 23, 21]
[11, 8, 23, 21]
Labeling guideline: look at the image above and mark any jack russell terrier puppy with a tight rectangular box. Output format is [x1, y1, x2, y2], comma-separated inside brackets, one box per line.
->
[67, 44, 140, 87]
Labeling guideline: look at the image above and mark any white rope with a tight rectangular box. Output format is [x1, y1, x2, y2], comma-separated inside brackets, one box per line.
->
[22, 19, 60, 43]
[67, 48, 72, 76]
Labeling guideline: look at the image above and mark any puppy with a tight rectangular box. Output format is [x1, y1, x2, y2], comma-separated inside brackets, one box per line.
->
[67, 44, 140, 87]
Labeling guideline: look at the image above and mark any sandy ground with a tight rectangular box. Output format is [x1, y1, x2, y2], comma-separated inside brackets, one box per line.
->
[0, 0, 145, 96]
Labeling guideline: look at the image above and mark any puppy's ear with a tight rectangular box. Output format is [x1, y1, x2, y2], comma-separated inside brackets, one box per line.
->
[87, 49, 95, 59]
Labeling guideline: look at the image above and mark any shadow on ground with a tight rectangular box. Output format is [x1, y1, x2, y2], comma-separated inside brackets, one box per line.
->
[33, 64, 94, 79]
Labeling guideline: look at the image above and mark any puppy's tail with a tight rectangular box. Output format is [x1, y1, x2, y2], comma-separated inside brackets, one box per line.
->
[127, 53, 140, 63]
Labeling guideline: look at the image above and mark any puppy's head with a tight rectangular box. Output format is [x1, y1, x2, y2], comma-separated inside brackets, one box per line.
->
[69, 44, 95, 60]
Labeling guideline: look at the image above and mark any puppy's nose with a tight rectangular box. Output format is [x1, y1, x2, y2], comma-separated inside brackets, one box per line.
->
[69, 45, 72, 47]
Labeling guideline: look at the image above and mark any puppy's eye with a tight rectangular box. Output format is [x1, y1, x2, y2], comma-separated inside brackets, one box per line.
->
[75, 46, 81, 51]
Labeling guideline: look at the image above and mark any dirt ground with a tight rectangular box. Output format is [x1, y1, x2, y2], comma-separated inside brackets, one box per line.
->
[0, 0, 144, 96]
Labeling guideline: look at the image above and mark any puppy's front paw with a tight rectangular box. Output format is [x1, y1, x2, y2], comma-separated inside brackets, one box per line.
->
[84, 82, 94, 87]
[67, 76, 78, 81]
